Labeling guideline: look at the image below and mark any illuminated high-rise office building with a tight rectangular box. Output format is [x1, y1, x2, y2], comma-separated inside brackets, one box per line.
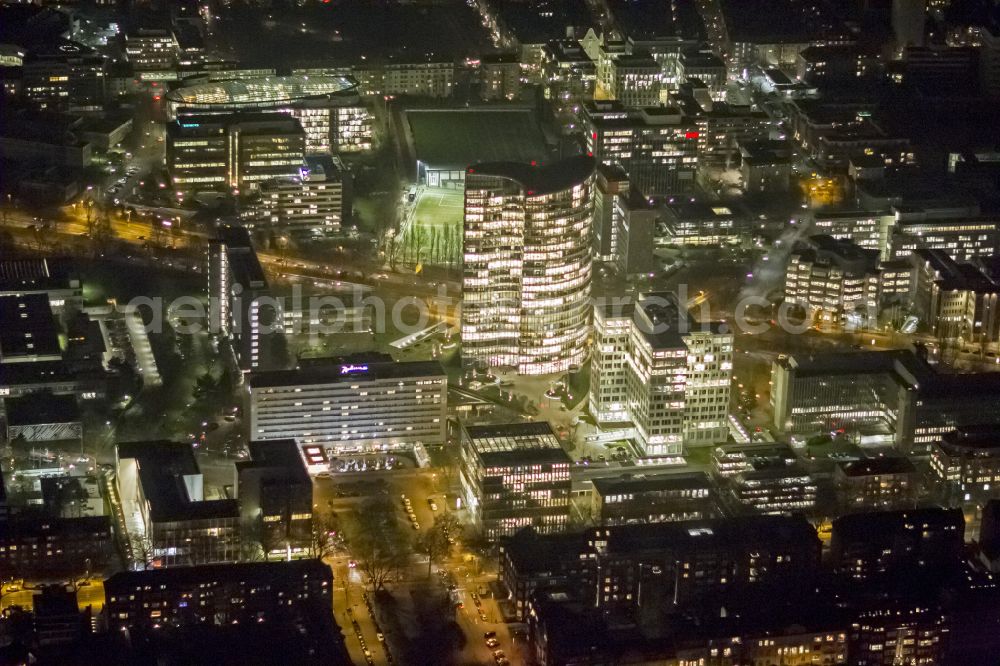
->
[461, 155, 595, 375]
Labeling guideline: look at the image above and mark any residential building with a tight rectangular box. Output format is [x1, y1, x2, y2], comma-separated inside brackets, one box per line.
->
[834, 458, 919, 512]
[104, 560, 334, 629]
[500, 515, 821, 620]
[480, 53, 520, 101]
[458, 422, 572, 540]
[382, 60, 455, 98]
[116, 441, 241, 567]
[247, 355, 447, 458]
[784, 235, 881, 326]
[207, 225, 275, 372]
[461, 156, 595, 375]
[829, 508, 964, 583]
[0, 515, 112, 578]
[541, 39, 596, 134]
[584, 102, 698, 196]
[590, 472, 719, 525]
[236, 440, 312, 558]
[167, 112, 305, 194]
[931, 425, 1000, 504]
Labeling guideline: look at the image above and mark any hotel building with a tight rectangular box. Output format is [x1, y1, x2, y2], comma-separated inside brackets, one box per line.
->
[246, 357, 447, 459]
[461, 155, 594, 375]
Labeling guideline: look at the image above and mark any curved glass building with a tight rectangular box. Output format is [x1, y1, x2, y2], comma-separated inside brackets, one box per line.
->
[165, 75, 371, 153]
[462, 155, 595, 375]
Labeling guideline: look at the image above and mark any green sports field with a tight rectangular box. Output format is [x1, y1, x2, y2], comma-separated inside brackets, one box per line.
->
[397, 187, 464, 267]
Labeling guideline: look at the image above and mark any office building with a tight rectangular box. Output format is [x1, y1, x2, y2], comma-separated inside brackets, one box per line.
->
[167, 112, 305, 194]
[740, 140, 792, 194]
[4, 392, 81, 443]
[124, 27, 178, 73]
[207, 225, 275, 372]
[592, 164, 629, 264]
[461, 156, 594, 376]
[236, 439, 312, 558]
[458, 422, 572, 541]
[623, 293, 732, 455]
[21, 41, 106, 110]
[166, 75, 371, 154]
[672, 83, 775, 158]
[500, 515, 821, 620]
[589, 299, 633, 423]
[888, 211, 1000, 262]
[931, 425, 1000, 504]
[834, 458, 918, 512]
[541, 39, 597, 134]
[770, 350, 926, 444]
[659, 200, 740, 246]
[726, 460, 818, 515]
[784, 235, 881, 326]
[613, 187, 657, 276]
[908, 249, 1000, 351]
[104, 559, 333, 629]
[116, 441, 241, 567]
[584, 102, 698, 196]
[590, 472, 719, 525]
[892, 0, 926, 48]
[247, 356, 447, 458]
[242, 157, 348, 233]
[810, 210, 892, 254]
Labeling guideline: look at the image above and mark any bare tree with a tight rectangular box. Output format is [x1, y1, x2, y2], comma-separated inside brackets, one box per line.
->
[129, 534, 156, 570]
[349, 498, 412, 591]
[307, 511, 340, 560]
[417, 513, 460, 579]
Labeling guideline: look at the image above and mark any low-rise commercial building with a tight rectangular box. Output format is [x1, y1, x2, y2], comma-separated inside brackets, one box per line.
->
[116, 441, 241, 567]
[236, 439, 312, 558]
[590, 472, 719, 525]
[459, 422, 572, 540]
[931, 425, 1000, 504]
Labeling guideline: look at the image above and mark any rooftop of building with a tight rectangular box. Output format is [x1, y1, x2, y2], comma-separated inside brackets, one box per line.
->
[167, 112, 305, 136]
[0, 257, 78, 294]
[463, 421, 569, 468]
[212, 225, 268, 288]
[938, 425, 1000, 452]
[237, 439, 310, 483]
[117, 441, 239, 523]
[791, 234, 879, 273]
[543, 39, 594, 65]
[633, 291, 694, 349]
[248, 358, 445, 389]
[719, 0, 847, 44]
[584, 102, 695, 129]
[607, 0, 704, 42]
[468, 155, 595, 197]
[775, 349, 936, 386]
[0, 107, 87, 146]
[0, 293, 61, 362]
[592, 471, 713, 496]
[831, 507, 964, 542]
[0, 359, 78, 387]
[4, 392, 79, 427]
[489, 0, 593, 44]
[914, 249, 1000, 294]
[714, 442, 797, 460]
[406, 107, 551, 171]
[166, 75, 358, 107]
[836, 457, 916, 477]
[104, 558, 332, 591]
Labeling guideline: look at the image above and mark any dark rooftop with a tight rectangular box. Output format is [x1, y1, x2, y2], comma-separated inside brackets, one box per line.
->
[837, 457, 916, 477]
[607, 0, 704, 41]
[238, 439, 310, 483]
[0, 258, 78, 294]
[248, 359, 445, 389]
[4, 392, 79, 427]
[469, 155, 595, 197]
[0, 293, 62, 362]
[104, 559, 332, 590]
[592, 472, 713, 496]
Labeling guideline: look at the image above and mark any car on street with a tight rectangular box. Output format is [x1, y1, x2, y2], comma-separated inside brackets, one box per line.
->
[486, 638, 500, 648]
